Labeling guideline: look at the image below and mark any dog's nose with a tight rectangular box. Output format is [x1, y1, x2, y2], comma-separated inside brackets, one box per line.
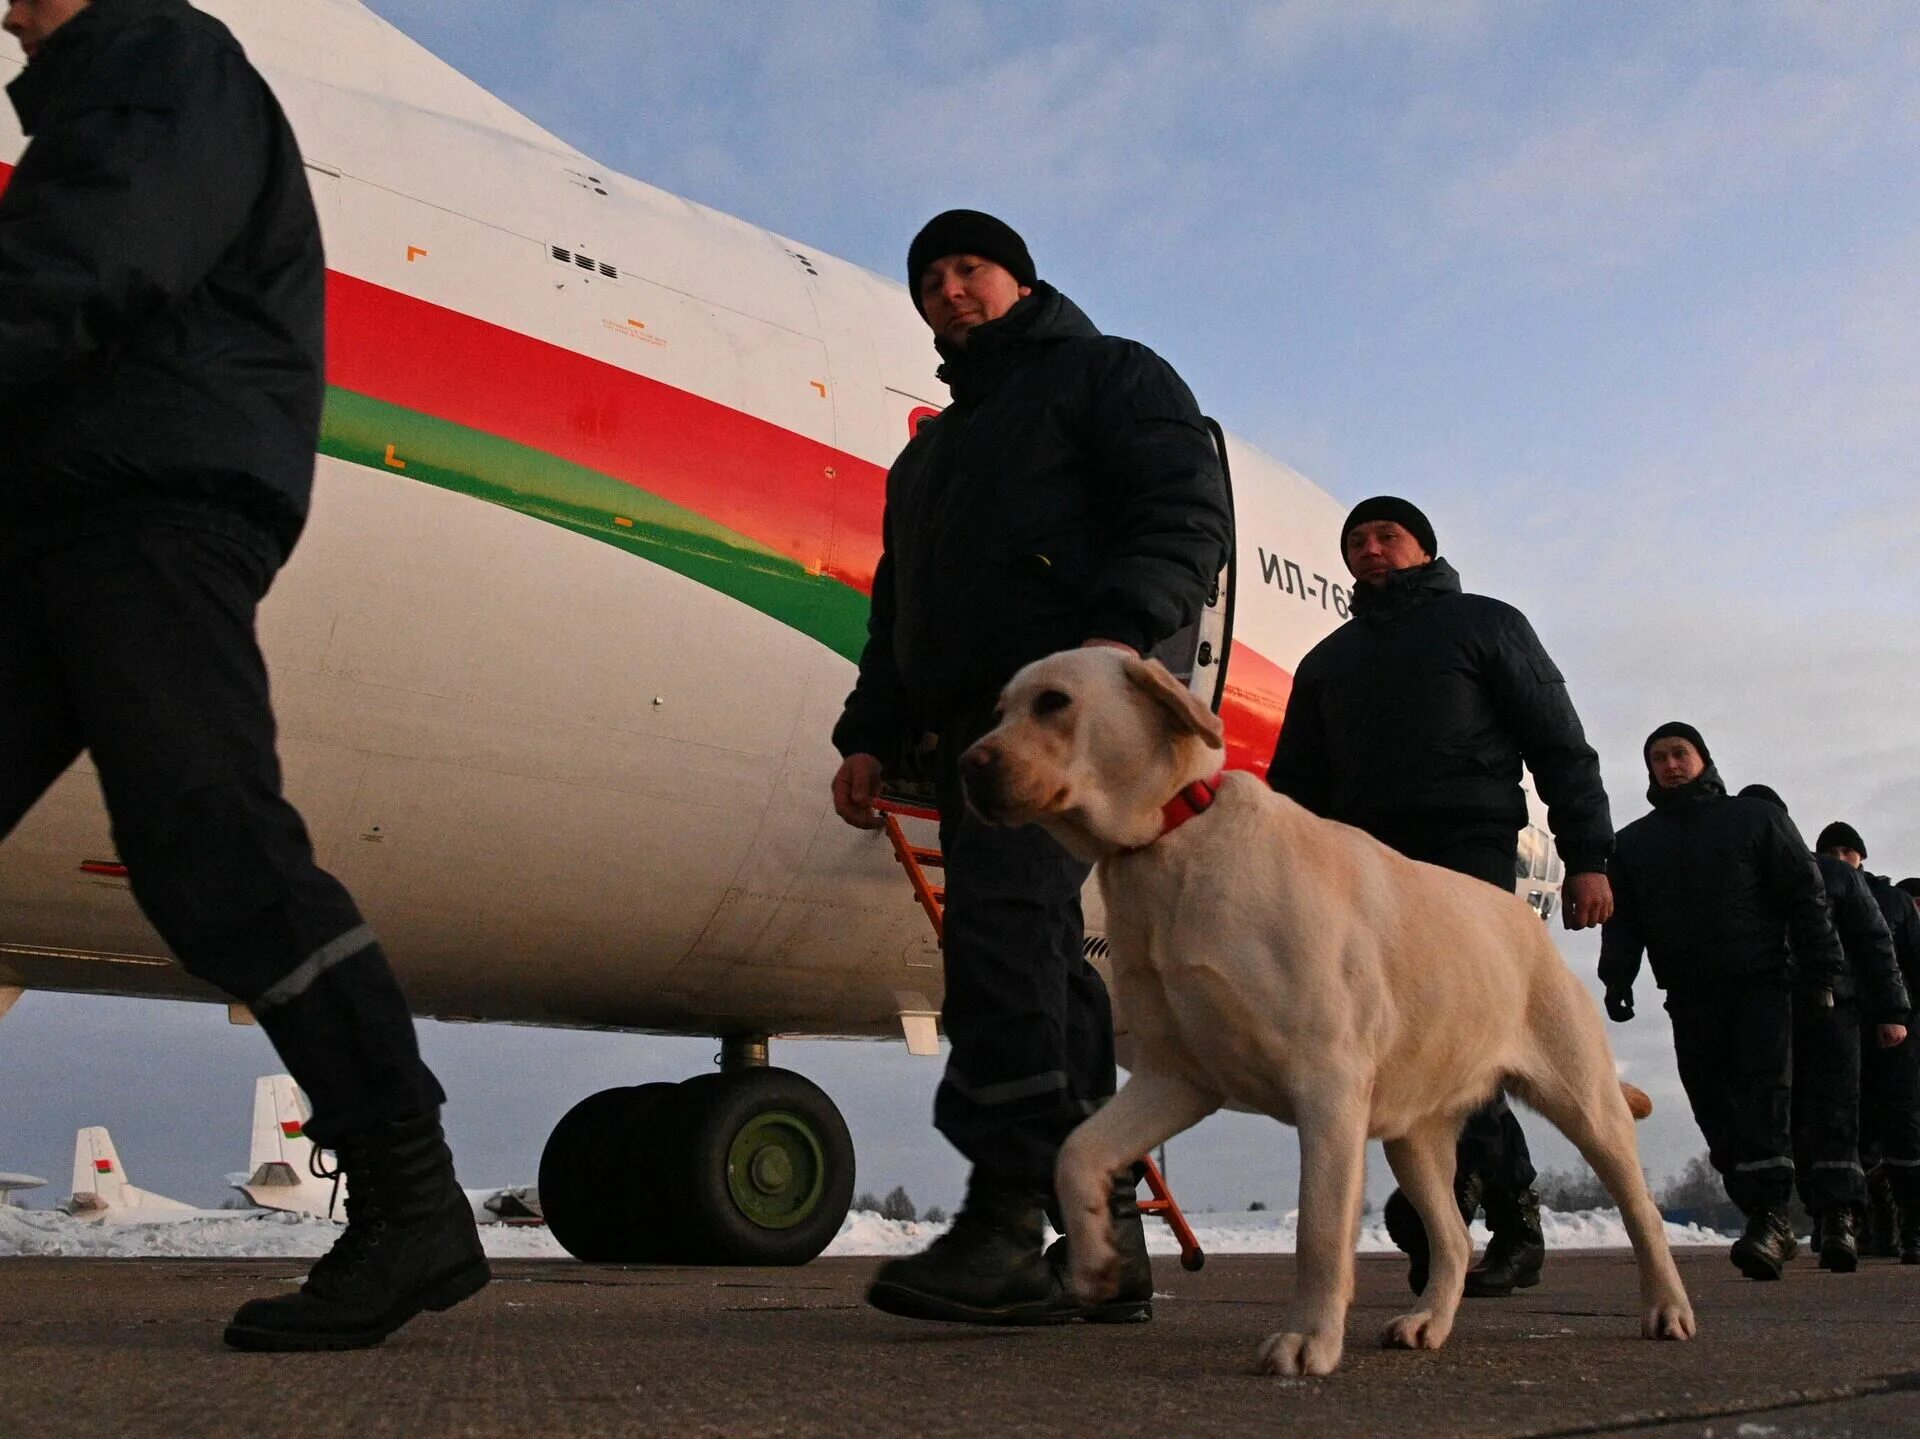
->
[961, 743, 998, 775]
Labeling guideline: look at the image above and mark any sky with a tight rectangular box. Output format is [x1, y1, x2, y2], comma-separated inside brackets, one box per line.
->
[5, 0, 1920, 1219]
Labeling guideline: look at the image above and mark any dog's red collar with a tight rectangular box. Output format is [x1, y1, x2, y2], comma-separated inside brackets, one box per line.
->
[1126, 773, 1224, 852]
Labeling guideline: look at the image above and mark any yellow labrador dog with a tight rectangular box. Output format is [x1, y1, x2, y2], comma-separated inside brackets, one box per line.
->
[959, 649, 1695, 1377]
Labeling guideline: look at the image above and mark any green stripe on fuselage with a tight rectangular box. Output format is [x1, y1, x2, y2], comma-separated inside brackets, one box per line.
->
[319, 387, 868, 661]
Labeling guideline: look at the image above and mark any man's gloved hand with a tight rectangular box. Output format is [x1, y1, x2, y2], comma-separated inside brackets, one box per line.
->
[1605, 987, 1635, 1023]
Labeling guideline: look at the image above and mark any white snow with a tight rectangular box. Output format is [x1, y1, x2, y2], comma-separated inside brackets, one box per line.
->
[0, 1203, 1728, 1261]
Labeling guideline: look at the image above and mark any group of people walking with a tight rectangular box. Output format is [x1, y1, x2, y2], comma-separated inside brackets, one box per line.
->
[4, 0, 1905, 1362]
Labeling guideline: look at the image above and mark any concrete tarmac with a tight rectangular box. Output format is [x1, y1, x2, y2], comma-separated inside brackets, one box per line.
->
[4, 1249, 1919, 1438]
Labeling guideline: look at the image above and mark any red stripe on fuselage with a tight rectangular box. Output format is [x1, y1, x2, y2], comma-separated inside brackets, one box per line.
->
[325, 272, 884, 593]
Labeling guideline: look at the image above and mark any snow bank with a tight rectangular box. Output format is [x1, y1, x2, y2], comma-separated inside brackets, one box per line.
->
[1, 1203, 1727, 1261]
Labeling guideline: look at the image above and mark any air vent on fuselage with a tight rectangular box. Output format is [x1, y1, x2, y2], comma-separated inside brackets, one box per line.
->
[549, 245, 619, 280]
[1083, 936, 1111, 960]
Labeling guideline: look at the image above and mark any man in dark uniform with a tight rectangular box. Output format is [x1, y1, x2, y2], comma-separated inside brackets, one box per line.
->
[1818, 822, 1920, 1262]
[830, 210, 1230, 1325]
[0, 0, 485, 1347]
[1738, 787, 1907, 1272]
[1602, 726, 1846, 1279]
[1265, 497, 1615, 1298]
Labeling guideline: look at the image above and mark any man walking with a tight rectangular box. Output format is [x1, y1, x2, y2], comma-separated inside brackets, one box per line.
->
[1, 0, 485, 1347]
[1818, 823, 1920, 1261]
[1265, 497, 1615, 1298]
[830, 209, 1230, 1325]
[1737, 787, 1906, 1272]
[1602, 727, 1845, 1279]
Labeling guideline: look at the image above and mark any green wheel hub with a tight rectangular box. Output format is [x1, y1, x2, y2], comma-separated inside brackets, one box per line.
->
[725, 1109, 827, 1230]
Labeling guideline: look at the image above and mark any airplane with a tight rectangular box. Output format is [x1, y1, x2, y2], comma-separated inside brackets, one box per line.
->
[232, 1072, 539, 1226]
[231, 1074, 347, 1220]
[0, 0, 1564, 1265]
[63, 1126, 196, 1218]
[0, 1171, 47, 1208]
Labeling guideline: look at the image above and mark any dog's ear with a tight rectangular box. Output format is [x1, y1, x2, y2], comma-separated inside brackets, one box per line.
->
[1122, 656, 1226, 750]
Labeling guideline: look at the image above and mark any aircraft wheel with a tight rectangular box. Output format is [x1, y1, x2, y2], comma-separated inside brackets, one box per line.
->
[538, 1082, 679, 1262]
[667, 1068, 855, 1265]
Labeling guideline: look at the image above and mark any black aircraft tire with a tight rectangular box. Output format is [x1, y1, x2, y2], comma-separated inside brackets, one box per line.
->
[667, 1068, 855, 1266]
[538, 1082, 681, 1263]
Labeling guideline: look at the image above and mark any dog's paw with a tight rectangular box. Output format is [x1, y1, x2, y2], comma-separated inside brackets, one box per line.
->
[1069, 1246, 1120, 1305]
[1255, 1329, 1343, 1377]
[1380, 1309, 1450, 1352]
[1643, 1300, 1696, 1341]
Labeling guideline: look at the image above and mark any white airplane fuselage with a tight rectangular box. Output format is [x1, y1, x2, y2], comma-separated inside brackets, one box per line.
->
[0, 0, 1393, 1048]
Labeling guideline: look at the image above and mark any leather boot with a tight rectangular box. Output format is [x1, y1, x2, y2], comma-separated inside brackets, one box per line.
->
[1044, 1171, 1155, 1323]
[1730, 1208, 1794, 1281]
[224, 1111, 489, 1350]
[1818, 1207, 1859, 1273]
[866, 1168, 1066, 1325]
[1465, 1187, 1545, 1297]
[1383, 1171, 1481, 1295]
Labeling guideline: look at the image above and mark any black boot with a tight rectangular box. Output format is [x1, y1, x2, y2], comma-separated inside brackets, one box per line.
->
[1818, 1207, 1859, 1273]
[224, 1112, 489, 1351]
[1464, 1188, 1545, 1297]
[866, 1168, 1066, 1325]
[1383, 1171, 1481, 1295]
[1899, 1212, 1920, 1265]
[1044, 1171, 1155, 1323]
[1730, 1208, 1794, 1281]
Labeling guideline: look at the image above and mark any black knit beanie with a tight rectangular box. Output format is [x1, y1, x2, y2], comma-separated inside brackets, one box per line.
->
[906, 210, 1037, 316]
[1643, 721, 1711, 771]
[1339, 497, 1436, 560]
[1816, 821, 1867, 858]
[1737, 783, 1787, 814]
[1896, 878, 1920, 899]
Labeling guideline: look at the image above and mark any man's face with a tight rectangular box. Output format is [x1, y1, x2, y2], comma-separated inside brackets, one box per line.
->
[3, 0, 90, 59]
[1343, 520, 1431, 586]
[918, 254, 1030, 349]
[1822, 846, 1866, 869]
[1648, 737, 1706, 789]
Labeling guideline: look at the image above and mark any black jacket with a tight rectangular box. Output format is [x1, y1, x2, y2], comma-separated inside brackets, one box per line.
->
[1264, 559, 1612, 871]
[1863, 872, 1920, 1026]
[1811, 854, 1907, 1021]
[0, 0, 325, 561]
[832, 284, 1230, 761]
[1600, 767, 1846, 996]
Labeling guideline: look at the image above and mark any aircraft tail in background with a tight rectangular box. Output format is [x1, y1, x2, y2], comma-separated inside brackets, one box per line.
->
[236, 1075, 344, 1219]
[64, 1127, 194, 1216]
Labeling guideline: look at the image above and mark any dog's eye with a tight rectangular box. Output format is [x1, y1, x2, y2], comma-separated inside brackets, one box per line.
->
[1033, 689, 1072, 718]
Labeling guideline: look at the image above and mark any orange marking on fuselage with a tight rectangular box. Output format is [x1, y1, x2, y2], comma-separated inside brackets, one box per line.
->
[383, 444, 407, 469]
[406, 246, 428, 262]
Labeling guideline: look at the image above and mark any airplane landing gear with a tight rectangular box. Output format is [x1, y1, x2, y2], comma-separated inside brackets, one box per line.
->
[537, 1046, 855, 1266]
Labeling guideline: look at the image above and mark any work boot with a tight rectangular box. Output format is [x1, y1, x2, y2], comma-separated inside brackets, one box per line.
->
[1866, 1173, 1898, 1257]
[1818, 1207, 1859, 1273]
[1729, 1208, 1794, 1281]
[1899, 1213, 1920, 1266]
[866, 1168, 1066, 1325]
[224, 1111, 489, 1350]
[1464, 1188, 1545, 1297]
[1043, 1171, 1155, 1323]
[1383, 1171, 1482, 1295]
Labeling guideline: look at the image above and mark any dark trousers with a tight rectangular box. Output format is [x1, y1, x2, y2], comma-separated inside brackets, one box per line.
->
[1371, 820, 1537, 1206]
[1860, 1024, 1920, 1207]
[0, 522, 443, 1145]
[1667, 985, 1794, 1214]
[1791, 990, 1864, 1213]
[930, 714, 1111, 1189]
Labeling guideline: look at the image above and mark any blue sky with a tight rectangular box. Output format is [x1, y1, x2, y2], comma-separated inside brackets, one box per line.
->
[5, 1, 1920, 1218]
